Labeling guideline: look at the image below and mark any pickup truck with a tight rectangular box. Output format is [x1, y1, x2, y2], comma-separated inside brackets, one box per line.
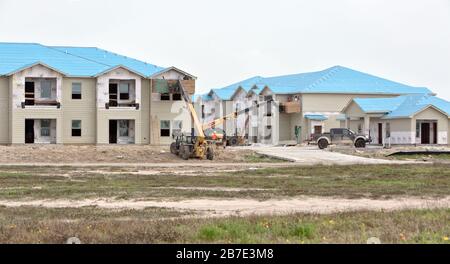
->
[311, 128, 371, 149]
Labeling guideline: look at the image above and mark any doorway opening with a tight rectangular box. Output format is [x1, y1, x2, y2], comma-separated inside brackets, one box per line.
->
[25, 119, 34, 143]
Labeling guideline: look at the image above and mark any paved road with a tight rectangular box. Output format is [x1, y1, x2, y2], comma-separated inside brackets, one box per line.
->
[253, 146, 418, 165]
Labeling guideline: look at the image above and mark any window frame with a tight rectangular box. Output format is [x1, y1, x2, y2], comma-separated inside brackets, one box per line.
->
[172, 120, 182, 137]
[160, 120, 171, 137]
[71, 82, 82, 100]
[40, 80, 52, 99]
[40, 119, 51, 137]
[71, 120, 82, 137]
[172, 93, 182, 101]
[160, 93, 170, 101]
[118, 120, 129, 137]
[119, 82, 130, 101]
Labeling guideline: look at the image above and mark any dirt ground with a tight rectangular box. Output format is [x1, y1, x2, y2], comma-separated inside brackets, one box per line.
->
[0, 144, 267, 164]
[1, 196, 448, 217]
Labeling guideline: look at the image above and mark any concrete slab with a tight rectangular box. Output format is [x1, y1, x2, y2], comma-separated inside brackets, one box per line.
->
[251, 146, 420, 165]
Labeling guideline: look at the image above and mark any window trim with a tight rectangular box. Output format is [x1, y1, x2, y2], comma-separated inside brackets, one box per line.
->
[40, 80, 52, 99]
[40, 119, 51, 137]
[71, 120, 82, 137]
[119, 82, 130, 101]
[160, 93, 170, 101]
[160, 120, 171, 137]
[118, 120, 130, 137]
[172, 120, 182, 137]
[72, 82, 82, 100]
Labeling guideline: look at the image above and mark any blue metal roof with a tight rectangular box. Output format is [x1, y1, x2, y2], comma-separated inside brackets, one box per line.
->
[304, 114, 328, 121]
[51, 46, 165, 77]
[204, 66, 433, 100]
[353, 96, 408, 113]
[352, 94, 450, 119]
[0, 42, 165, 77]
[209, 76, 264, 100]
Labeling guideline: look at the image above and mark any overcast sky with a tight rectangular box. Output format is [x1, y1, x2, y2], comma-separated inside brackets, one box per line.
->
[1, 0, 449, 99]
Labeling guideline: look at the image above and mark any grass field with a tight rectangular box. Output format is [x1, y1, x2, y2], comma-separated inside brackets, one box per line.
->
[390, 153, 450, 161]
[0, 163, 448, 244]
[0, 164, 448, 200]
[0, 206, 448, 244]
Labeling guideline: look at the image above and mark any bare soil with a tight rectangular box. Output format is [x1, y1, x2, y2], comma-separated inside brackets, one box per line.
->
[1, 196, 448, 217]
[0, 145, 268, 164]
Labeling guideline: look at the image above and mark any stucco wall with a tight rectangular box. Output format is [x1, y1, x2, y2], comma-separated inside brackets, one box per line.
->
[150, 101, 191, 145]
[96, 109, 141, 144]
[413, 107, 448, 144]
[96, 67, 142, 109]
[0, 77, 9, 143]
[302, 93, 395, 112]
[10, 65, 64, 144]
[62, 78, 97, 144]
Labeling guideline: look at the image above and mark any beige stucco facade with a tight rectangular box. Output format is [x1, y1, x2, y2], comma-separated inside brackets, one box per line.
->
[196, 87, 450, 146]
[0, 64, 194, 145]
[343, 101, 450, 145]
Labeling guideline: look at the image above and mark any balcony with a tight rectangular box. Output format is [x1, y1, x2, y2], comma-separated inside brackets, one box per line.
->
[279, 101, 301, 113]
[22, 78, 60, 108]
[106, 80, 139, 110]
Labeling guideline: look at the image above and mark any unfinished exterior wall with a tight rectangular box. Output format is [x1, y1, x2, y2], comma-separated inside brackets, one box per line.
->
[141, 79, 151, 144]
[413, 107, 448, 144]
[232, 89, 247, 137]
[96, 67, 142, 109]
[0, 77, 9, 144]
[384, 118, 414, 145]
[10, 65, 63, 144]
[303, 93, 396, 136]
[96, 68, 142, 144]
[62, 78, 97, 144]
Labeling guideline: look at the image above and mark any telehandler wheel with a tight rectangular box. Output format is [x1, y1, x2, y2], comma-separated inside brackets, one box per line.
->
[318, 139, 329, 149]
[229, 137, 238, 146]
[206, 147, 214, 160]
[181, 145, 190, 160]
[355, 138, 366, 148]
[170, 142, 178, 154]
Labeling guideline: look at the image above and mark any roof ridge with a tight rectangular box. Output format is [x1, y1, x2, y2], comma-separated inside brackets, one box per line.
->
[44, 45, 112, 68]
[305, 66, 342, 91]
[92, 46, 162, 68]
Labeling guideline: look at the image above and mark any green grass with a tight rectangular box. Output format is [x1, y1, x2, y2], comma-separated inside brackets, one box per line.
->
[0, 164, 448, 200]
[390, 153, 450, 161]
[0, 206, 448, 243]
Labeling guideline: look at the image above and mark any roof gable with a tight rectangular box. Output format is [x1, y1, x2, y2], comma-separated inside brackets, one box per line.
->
[349, 94, 450, 119]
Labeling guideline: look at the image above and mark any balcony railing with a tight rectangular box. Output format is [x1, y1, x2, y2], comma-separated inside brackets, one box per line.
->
[22, 99, 61, 108]
[105, 101, 139, 110]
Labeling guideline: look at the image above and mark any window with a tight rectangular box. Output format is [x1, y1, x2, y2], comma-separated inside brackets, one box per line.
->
[201, 105, 205, 119]
[386, 122, 391, 138]
[172, 93, 182, 101]
[416, 121, 420, 138]
[266, 101, 272, 116]
[40, 81, 51, 98]
[357, 124, 362, 134]
[161, 93, 170, 101]
[118, 120, 129, 137]
[119, 83, 130, 100]
[72, 83, 82, 99]
[160, 120, 170, 137]
[40, 119, 51, 137]
[172, 120, 182, 137]
[72, 120, 81, 137]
